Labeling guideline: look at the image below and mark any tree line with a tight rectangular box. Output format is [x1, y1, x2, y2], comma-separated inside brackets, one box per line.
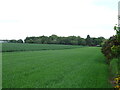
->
[6, 34, 105, 46]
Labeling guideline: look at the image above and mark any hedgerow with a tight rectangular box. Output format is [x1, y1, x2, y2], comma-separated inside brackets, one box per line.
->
[101, 35, 119, 64]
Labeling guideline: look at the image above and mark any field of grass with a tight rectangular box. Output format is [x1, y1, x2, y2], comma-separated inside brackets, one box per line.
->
[2, 43, 82, 52]
[2, 47, 112, 88]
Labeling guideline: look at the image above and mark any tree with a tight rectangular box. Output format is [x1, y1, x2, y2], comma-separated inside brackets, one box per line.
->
[9, 39, 17, 43]
[49, 34, 59, 44]
[80, 38, 86, 46]
[17, 39, 23, 43]
[86, 35, 92, 46]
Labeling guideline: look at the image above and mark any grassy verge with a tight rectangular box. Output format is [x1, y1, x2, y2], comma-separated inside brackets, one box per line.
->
[109, 58, 120, 88]
[110, 59, 118, 78]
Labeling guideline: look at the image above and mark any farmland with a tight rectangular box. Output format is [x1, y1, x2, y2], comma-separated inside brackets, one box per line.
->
[2, 44, 112, 88]
[2, 43, 83, 52]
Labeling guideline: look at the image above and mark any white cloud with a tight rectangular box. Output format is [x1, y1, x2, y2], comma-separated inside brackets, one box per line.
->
[0, 0, 118, 40]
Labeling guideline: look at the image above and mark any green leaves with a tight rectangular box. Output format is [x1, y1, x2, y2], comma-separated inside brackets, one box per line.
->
[101, 36, 118, 64]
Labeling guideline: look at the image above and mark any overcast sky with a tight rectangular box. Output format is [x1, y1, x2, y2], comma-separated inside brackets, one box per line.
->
[0, 0, 119, 40]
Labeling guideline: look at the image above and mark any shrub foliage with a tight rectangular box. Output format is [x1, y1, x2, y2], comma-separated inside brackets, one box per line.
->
[101, 36, 118, 64]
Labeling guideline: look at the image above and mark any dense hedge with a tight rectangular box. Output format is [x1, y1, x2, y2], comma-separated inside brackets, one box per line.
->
[101, 35, 119, 64]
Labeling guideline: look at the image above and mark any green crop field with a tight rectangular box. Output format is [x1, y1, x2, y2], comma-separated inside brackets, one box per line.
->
[2, 45, 112, 88]
[2, 43, 83, 52]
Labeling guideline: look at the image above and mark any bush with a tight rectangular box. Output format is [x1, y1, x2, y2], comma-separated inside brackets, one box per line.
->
[101, 36, 118, 64]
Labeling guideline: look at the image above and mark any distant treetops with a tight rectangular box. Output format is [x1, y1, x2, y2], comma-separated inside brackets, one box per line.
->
[6, 35, 105, 46]
[24, 35, 105, 46]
